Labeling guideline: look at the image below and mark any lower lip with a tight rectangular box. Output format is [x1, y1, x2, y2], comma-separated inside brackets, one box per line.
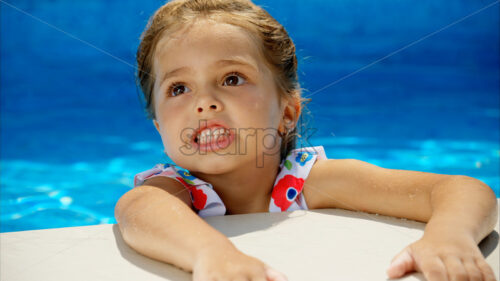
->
[193, 132, 235, 153]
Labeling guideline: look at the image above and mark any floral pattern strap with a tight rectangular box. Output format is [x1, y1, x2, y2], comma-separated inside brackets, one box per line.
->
[133, 146, 327, 217]
[269, 146, 327, 212]
[134, 163, 226, 217]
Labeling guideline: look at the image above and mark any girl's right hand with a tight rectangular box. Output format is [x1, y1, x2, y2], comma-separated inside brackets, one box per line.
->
[193, 243, 288, 281]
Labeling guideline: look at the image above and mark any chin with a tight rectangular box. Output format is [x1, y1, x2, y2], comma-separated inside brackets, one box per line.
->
[168, 152, 231, 173]
[195, 153, 239, 173]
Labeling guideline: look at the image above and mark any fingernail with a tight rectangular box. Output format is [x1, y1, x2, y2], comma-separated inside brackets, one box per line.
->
[387, 265, 402, 278]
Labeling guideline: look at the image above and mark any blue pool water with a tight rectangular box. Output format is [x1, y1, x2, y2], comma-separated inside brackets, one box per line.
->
[1, 0, 498, 232]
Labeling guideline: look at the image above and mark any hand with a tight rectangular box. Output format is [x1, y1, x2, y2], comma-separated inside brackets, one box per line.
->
[193, 243, 287, 281]
[386, 234, 496, 281]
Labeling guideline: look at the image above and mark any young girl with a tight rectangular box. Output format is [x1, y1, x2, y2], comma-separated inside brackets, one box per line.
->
[115, 0, 498, 280]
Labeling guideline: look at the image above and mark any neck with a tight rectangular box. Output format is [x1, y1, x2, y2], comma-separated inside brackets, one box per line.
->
[190, 153, 281, 215]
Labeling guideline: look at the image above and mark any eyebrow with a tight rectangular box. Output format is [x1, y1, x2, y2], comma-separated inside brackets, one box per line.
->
[159, 58, 258, 86]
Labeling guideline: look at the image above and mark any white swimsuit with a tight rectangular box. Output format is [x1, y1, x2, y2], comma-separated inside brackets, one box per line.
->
[134, 146, 327, 217]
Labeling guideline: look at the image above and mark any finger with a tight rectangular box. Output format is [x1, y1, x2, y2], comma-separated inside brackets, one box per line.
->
[265, 267, 288, 281]
[192, 272, 206, 281]
[419, 256, 448, 281]
[252, 276, 267, 281]
[442, 256, 467, 281]
[250, 267, 267, 281]
[474, 257, 497, 281]
[462, 258, 482, 281]
[386, 248, 416, 279]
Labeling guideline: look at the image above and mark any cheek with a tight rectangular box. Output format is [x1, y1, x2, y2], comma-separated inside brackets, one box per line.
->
[155, 92, 188, 124]
[155, 107, 182, 145]
[254, 95, 281, 127]
[233, 96, 273, 129]
[243, 88, 280, 121]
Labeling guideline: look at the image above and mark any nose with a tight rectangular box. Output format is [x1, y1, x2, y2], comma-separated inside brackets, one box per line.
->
[197, 104, 219, 112]
[196, 94, 223, 113]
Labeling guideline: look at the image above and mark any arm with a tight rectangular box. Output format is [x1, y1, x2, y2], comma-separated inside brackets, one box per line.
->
[304, 159, 497, 236]
[422, 175, 497, 245]
[115, 177, 287, 280]
[114, 178, 233, 271]
[304, 159, 498, 280]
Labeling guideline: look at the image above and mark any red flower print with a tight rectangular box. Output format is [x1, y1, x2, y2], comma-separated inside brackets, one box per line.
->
[175, 177, 207, 210]
[272, 174, 305, 211]
[190, 187, 208, 210]
[175, 177, 193, 189]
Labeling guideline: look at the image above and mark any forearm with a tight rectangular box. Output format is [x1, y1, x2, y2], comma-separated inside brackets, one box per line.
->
[423, 175, 498, 244]
[115, 186, 235, 272]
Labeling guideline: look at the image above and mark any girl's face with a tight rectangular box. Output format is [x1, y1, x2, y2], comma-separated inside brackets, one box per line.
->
[152, 18, 287, 173]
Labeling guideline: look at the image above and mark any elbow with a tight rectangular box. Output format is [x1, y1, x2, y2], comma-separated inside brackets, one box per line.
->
[460, 175, 497, 202]
[450, 175, 495, 194]
[114, 187, 151, 248]
[478, 179, 499, 229]
[475, 178, 499, 235]
[457, 175, 498, 228]
[115, 187, 148, 232]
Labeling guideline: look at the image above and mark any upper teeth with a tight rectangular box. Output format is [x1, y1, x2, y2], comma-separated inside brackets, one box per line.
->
[196, 127, 230, 143]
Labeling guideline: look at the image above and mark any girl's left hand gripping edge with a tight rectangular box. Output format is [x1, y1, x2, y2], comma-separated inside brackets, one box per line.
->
[386, 234, 497, 281]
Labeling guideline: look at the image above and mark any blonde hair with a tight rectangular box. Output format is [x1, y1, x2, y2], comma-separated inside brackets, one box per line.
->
[136, 0, 311, 161]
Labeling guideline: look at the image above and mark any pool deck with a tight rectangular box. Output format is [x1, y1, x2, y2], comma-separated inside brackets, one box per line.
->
[1, 202, 499, 281]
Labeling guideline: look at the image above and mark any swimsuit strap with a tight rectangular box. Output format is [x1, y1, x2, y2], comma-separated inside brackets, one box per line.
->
[269, 146, 327, 212]
[134, 163, 226, 217]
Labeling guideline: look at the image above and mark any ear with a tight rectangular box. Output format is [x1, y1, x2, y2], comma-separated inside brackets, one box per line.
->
[279, 92, 301, 133]
[152, 119, 160, 133]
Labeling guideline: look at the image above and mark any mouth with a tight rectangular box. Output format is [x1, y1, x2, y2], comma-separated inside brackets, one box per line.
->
[191, 120, 236, 152]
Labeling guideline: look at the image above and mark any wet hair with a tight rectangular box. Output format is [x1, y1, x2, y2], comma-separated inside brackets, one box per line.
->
[135, 0, 311, 161]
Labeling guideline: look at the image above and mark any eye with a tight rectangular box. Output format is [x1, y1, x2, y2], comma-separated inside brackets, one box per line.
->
[167, 82, 191, 97]
[223, 72, 247, 86]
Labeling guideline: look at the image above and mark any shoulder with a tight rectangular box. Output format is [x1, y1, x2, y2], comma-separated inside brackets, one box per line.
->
[134, 163, 177, 186]
[302, 158, 371, 210]
[133, 163, 195, 210]
[139, 175, 194, 210]
[134, 163, 201, 187]
[288, 145, 327, 159]
[302, 158, 334, 209]
[282, 146, 327, 172]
